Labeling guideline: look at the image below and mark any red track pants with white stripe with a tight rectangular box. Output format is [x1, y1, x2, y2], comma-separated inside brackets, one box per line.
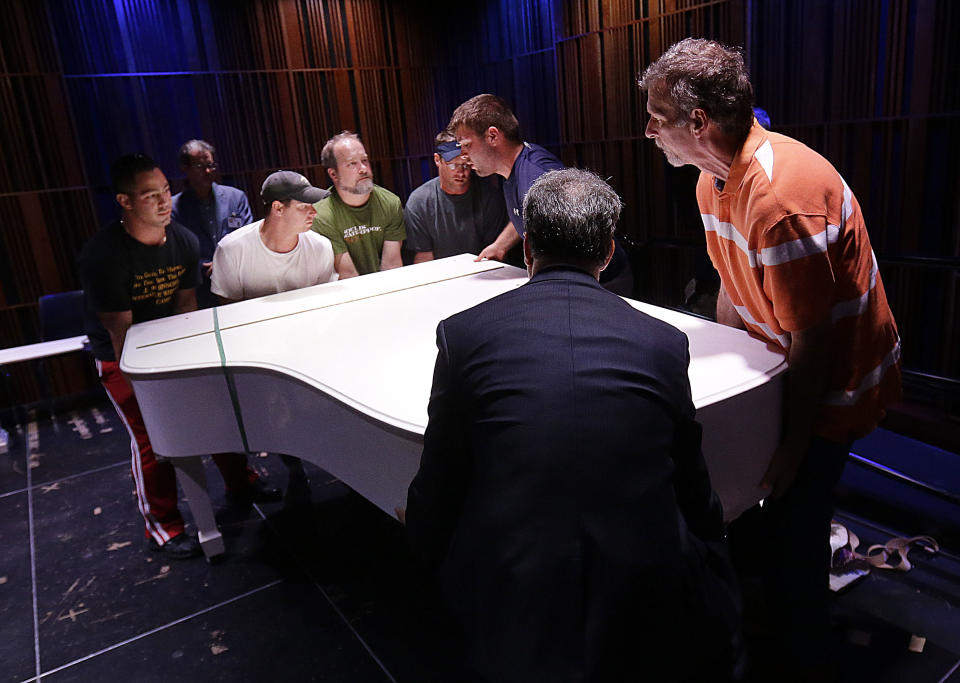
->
[97, 359, 258, 544]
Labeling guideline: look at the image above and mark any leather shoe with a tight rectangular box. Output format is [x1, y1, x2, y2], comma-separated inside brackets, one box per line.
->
[225, 479, 283, 507]
[148, 532, 202, 560]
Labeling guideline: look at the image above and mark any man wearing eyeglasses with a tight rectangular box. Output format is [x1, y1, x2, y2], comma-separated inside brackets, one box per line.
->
[172, 139, 253, 308]
[404, 130, 508, 263]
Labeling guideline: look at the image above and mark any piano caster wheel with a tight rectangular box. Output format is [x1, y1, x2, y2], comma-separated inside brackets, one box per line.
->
[198, 530, 226, 561]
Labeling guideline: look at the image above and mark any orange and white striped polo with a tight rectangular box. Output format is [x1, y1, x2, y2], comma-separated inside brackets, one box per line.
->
[697, 122, 902, 442]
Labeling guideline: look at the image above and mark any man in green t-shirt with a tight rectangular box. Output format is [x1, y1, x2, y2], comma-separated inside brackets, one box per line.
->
[311, 131, 406, 278]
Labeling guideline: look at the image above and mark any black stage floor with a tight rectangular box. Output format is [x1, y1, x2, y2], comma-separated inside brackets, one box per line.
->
[1, 398, 958, 682]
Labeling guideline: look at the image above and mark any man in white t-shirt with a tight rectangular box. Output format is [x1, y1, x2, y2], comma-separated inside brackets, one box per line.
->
[212, 171, 335, 303]
[211, 170, 334, 505]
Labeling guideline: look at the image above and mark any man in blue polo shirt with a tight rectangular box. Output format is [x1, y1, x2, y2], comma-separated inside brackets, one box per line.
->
[449, 94, 633, 295]
[172, 139, 253, 308]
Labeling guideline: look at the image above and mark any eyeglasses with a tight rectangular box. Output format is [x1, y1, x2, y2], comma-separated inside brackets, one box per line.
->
[189, 163, 217, 171]
[444, 162, 471, 172]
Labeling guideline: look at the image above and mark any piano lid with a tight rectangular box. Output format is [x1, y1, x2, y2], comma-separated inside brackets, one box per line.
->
[121, 254, 786, 435]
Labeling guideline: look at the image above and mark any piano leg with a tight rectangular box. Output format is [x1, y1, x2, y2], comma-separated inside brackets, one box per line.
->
[172, 455, 226, 560]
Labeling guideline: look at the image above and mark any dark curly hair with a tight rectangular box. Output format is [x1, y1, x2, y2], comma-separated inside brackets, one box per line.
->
[638, 38, 754, 142]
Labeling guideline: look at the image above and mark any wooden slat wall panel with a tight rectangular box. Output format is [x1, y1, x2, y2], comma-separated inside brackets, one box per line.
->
[557, 40, 581, 142]
[298, 0, 351, 68]
[0, 76, 86, 192]
[602, 25, 641, 140]
[560, 2, 589, 37]
[0, 76, 44, 192]
[578, 35, 605, 141]
[930, 1, 959, 112]
[40, 190, 100, 293]
[603, 0, 640, 28]
[0, 2, 59, 74]
[354, 69, 405, 159]
[0, 196, 46, 304]
[513, 51, 560, 146]
[206, 2, 266, 72]
[1, 0, 953, 416]
[345, 0, 383, 67]
[49, 1, 125, 74]
[398, 68, 438, 158]
[65, 75, 204, 188]
[0, 190, 96, 306]
[292, 71, 343, 167]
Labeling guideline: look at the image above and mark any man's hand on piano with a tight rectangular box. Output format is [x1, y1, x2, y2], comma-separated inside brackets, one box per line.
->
[475, 243, 505, 262]
[475, 224, 520, 262]
[395, 506, 406, 525]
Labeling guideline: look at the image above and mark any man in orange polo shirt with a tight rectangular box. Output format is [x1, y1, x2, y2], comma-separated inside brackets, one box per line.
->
[640, 38, 901, 680]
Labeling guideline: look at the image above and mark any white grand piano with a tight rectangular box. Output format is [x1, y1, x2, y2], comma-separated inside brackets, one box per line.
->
[121, 255, 787, 559]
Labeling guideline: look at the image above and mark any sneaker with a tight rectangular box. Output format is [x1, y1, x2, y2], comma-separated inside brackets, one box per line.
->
[148, 532, 202, 560]
[225, 479, 283, 507]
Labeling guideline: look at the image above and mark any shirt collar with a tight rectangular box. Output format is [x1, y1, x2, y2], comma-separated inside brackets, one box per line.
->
[529, 263, 599, 284]
[715, 119, 767, 195]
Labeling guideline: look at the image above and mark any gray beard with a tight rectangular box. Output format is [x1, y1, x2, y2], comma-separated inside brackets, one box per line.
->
[342, 178, 374, 196]
[656, 141, 686, 168]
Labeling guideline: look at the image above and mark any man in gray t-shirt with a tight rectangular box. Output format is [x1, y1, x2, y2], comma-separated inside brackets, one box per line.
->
[404, 130, 508, 263]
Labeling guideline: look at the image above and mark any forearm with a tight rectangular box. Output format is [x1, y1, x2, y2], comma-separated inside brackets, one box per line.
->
[99, 310, 132, 378]
[380, 241, 402, 270]
[759, 321, 831, 496]
[108, 331, 127, 366]
[492, 224, 521, 253]
[782, 325, 830, 447]
[477, 224, 521, 261]
[413, 251, 434, 264]
[716, 284, 745, 329]
[173, 288, 198, 314]
[335, 253, 359, 279]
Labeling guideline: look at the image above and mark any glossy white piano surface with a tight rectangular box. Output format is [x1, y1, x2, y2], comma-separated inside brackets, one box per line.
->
[122, 255, 786, 556]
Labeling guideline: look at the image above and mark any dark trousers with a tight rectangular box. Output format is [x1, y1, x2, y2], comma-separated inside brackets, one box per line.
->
[728, 436, 850, 675]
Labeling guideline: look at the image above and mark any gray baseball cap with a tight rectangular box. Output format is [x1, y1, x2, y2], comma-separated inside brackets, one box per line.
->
[261, 170, 329, 204]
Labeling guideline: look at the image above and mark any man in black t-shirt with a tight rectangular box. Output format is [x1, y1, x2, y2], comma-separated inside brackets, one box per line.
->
[79, 154, 279, 560]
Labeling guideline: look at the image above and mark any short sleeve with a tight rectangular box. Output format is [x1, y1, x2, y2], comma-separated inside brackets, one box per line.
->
[760, 213, 835, 331]
[210, 242, 242, 300]
[312, 199, 348, 255]
[383, 194, 407, 243]
[403, 191, 433, 252]
[306, 233, 337, 284]
[81, 258, 131, 312]
[78, 235, 132, 313]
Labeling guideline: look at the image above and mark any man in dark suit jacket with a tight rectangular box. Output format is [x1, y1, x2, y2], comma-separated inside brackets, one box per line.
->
[405, 168, 741, 682]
